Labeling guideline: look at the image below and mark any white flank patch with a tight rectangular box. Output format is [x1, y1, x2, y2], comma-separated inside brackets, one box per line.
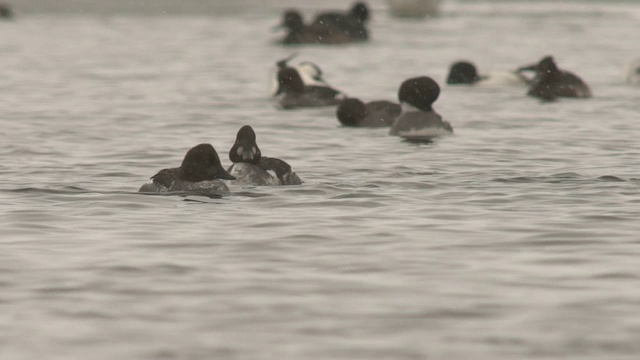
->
[476, 71, 528, 87]
[400, 102, 422, 113]
[236, 146, 243, 156]
[269, 70, 279, 97]
[296, 62, 324, 85]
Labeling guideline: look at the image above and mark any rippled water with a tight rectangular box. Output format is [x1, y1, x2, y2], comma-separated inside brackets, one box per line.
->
[2, 1, 640, 359]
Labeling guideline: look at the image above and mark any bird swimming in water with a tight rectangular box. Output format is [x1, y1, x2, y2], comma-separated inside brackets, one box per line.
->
[273, 64, 345, 109]
[447, 60, 529, 87]
[227, 125, 302, 186]
[269, 54, 335, 97]
[275, 2, 370, 45]
[389, 76, 453, 142]
[336, 98, 400, 128]
[517, 56, 592, 100]
[139, 143, 235, 193]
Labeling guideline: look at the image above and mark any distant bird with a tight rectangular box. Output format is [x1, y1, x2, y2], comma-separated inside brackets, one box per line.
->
[139, 144, 235, 193]
[388, 0, 442, 18]
[227, 125, 302, 186]
[274, 64, 345, 109]
[447, 61, 482, 85]
[269, 54, 333, 97]
[275, 2, 370, 45]
[625, 59, 640, 85]
[447, 61, 529, 86]
[336, 98, 400, 127]
[389, 76, 453, 142]
[310, 2, 370, 41]
[0, 3, 13, 19]
[277, 10, 314, 45]
[517, 56, 592, 100]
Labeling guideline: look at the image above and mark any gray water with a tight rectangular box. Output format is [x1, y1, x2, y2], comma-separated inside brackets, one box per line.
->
[2, 0, 640, 359]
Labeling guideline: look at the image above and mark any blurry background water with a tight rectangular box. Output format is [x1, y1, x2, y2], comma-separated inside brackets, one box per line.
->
[1, 0, 640, 359]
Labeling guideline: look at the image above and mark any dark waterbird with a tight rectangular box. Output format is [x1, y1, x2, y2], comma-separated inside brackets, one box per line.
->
[518, 56, 592, 100]
[227, 125, 302, 186]
[139, 144, 235, 193]
[336, 98, 400, 128]
[275, 2, 370, 45]
[447, 61, 484, 84]
[310, 2, 370, 41]
[269, 54, 332, 96]
[447, 60, 529, 86]
[389, 76, 453, 142]
[274, 66, 344, 109]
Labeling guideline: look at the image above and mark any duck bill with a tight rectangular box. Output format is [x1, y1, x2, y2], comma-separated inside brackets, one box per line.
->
[215, 165, 236, 180]
[517, 63, 538, 72]
[276, 53, 298, 68]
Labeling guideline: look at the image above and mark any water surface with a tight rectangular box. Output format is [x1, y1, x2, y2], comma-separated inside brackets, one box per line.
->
[2, 1, 640, 359]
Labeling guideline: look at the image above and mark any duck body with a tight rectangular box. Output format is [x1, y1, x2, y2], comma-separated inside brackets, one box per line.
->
[310, 2, 370, 42]
[269, 57, 332, 97]
[277, 3, 370, 45]
[139, 144, 235, 193]
[275, 66, 344, 109]
[389, 106, 453, 141]
[227, 126, 302, 186]
[277, 85, 344, 109]
[518, 56, 592, 100]
[336, 98, 401, 127]
[139, 167, 230, 192]
[389, 76, 453, 142]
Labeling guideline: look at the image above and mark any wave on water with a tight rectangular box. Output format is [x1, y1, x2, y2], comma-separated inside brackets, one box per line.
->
[493, 172, 628, 184]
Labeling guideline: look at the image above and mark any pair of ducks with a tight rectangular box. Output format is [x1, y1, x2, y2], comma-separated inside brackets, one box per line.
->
[447, 56, 592, 100]
[273, 57, 452, 142]
[139, 126, 301, 193]
[335, 77, 453, 140]
[277, 2, 370, 45]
